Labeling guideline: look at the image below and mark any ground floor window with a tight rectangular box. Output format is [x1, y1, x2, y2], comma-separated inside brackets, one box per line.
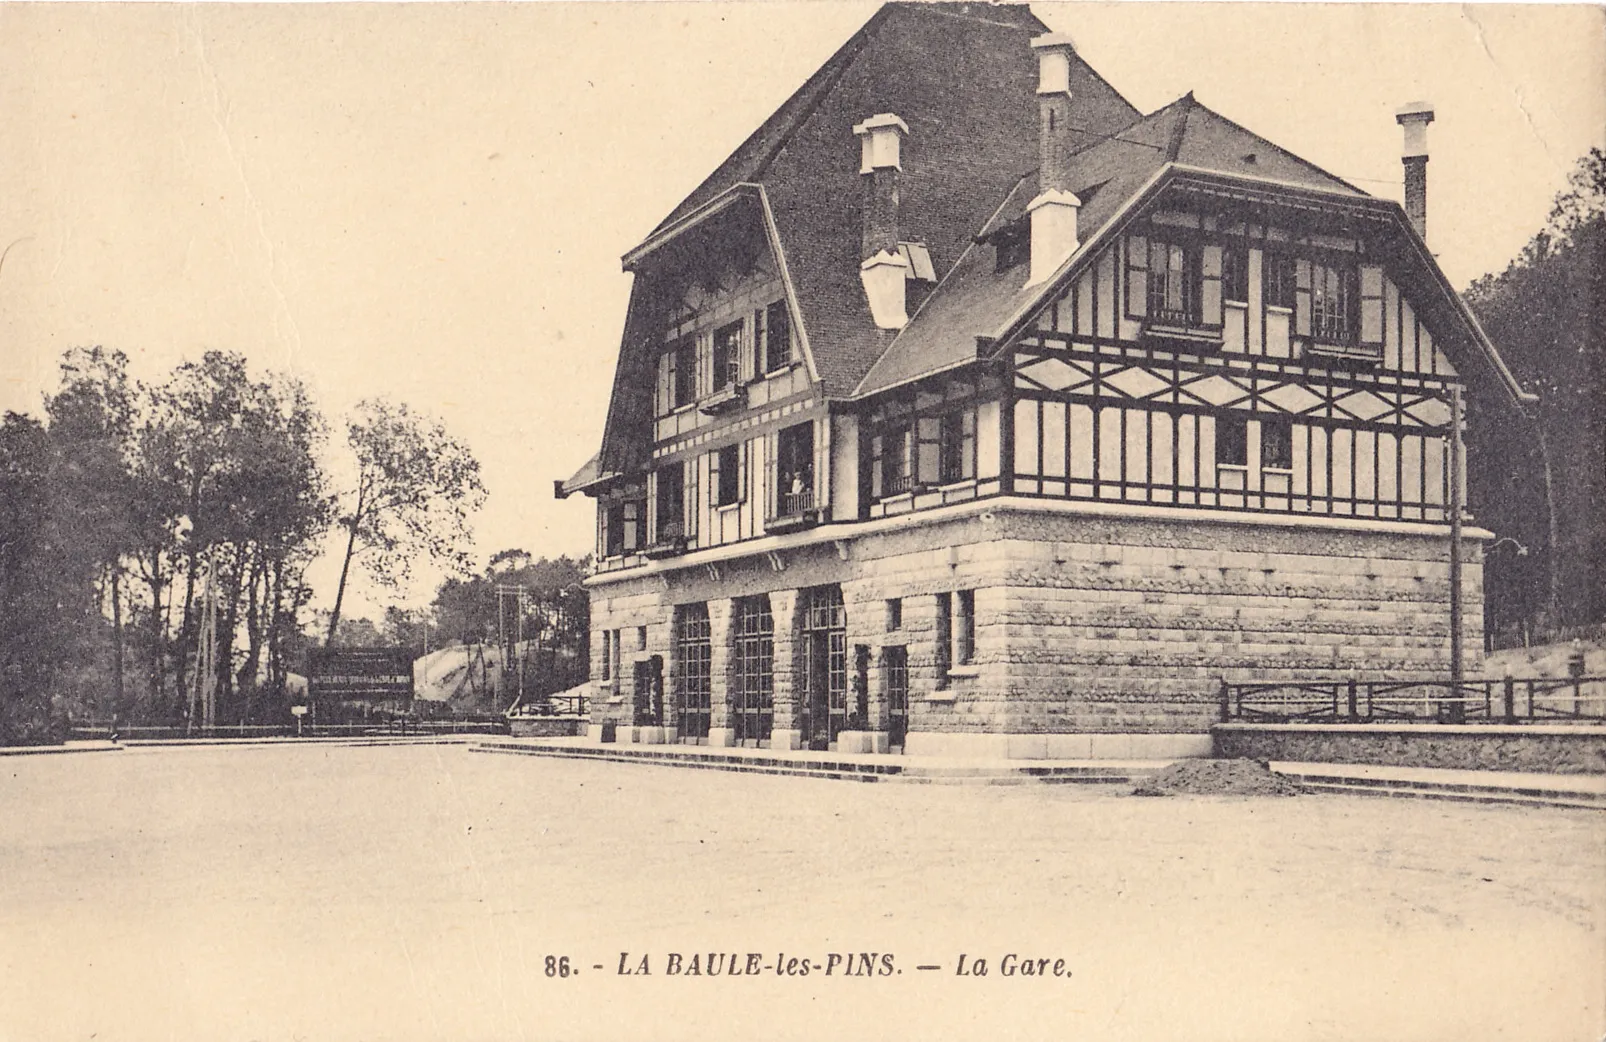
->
[732, 595, 774, 743]
[883, 645, 909, 750]
[675, 604, 711, 740]
[934, 592, 952, 687]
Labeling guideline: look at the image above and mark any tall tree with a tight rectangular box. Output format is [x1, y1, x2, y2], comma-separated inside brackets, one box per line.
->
[0, 412, 100, 743]
[326, 398, 486, 644]
[1466, 147, 1606, 634]
[43, 348, 139, 719]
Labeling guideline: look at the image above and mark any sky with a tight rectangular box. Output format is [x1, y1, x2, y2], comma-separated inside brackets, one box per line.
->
[1, 1, 1602, 623]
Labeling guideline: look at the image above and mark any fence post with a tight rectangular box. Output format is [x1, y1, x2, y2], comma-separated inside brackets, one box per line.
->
[1218, 678, 1231, 723]
[1569, 640, 1585, 718]
[1502, 668, 1517, 725]
[1347, 672, 1359, 723]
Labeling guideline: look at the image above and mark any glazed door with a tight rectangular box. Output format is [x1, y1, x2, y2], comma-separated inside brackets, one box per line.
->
[800, 586, 847, 751]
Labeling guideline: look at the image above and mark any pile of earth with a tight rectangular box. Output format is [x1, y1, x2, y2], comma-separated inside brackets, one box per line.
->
[1131, 757, 1304, 797]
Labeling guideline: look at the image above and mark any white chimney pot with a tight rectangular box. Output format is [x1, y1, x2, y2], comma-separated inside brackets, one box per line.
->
[1026, 189, 1082, 286]
[1031, 33, 1075, 95]
[860, 250, 910, 329]
[1396, 101, 1435, 158]
[854, 113, 910, 173]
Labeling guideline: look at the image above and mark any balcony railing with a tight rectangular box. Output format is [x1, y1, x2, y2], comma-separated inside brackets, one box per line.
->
[780, 486, 815, 517]
[767, 481, 821, 532]
[643, 521, 688, 559]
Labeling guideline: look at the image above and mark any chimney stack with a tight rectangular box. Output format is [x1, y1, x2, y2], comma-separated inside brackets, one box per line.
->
[1396, 101, 1435, 242]
[1027, 33, 1081, 285]
[855, 113, 911, 329]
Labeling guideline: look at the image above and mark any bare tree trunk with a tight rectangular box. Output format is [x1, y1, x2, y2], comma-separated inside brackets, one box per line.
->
[111, 564, 125, 719]
[238, 550, 266, 719]
[326, 519, 359, 647]
[1537, 426, 1562, 631]
[146, 548, 166, 716]
[215, 543, 246, 721]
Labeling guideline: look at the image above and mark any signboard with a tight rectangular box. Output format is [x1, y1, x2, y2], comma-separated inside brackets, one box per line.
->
[305, 647, 415, 705]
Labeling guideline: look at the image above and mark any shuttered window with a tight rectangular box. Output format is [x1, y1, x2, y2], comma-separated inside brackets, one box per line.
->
[1358, 264, 1385, 347]
[1125, 234, 1149, 318]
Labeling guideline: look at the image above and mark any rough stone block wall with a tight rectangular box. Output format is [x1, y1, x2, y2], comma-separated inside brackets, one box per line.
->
[1213, 723, 1606, 774]
[584, 502, 1484, 737]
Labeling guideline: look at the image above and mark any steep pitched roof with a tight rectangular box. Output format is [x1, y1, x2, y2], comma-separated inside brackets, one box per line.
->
[623, 2, 1143, 400]
[854, 93, 1366, 397]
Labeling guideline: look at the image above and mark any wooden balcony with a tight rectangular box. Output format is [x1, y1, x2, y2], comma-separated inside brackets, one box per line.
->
[766, 486, 823, 533]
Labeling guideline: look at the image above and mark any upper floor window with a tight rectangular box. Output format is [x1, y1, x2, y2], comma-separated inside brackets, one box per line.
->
[994, 226, 1029, 273]
[871, 426, 914, 497]
[1216, 415, 1248, 468]
[776, 423, 814, 516]
[1310, 261, 1356, 343]
[604, 494, 645, 557]
[871, 405, 977, 498]
[1261, 416, 1293, 471]
[886, 598, 902, 631]
[939, 410, 976, 484]
[712, 321, 743, 391]
[671, 336, 698, 409]
[1264, 252, 1296, 309]
[1222, 245, 1248, 304]
[714, 443, 743, 507]
[1148, 239, 1196, 325]
[654, 462, 684, 540]
[760, 300, 792, 374]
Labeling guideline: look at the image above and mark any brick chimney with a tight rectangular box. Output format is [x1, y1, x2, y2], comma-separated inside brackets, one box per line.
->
[855, 113, 910, 329]
[1396, 101, 1435, 242]
[1027, 34, 1081, 286]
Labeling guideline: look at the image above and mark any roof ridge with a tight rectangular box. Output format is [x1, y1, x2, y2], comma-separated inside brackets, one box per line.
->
[882, 2, 1049, 33]
[1166, 91, 1195, 161]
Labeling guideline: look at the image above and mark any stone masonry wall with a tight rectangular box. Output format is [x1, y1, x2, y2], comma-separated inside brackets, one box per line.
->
[586, 502, 1484, 737]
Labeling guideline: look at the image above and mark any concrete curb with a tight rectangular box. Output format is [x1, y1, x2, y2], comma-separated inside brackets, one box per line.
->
[0, 741, 124, 757]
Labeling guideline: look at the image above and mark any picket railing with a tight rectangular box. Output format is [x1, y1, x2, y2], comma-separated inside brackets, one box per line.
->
[1220, 675, 1606, 725]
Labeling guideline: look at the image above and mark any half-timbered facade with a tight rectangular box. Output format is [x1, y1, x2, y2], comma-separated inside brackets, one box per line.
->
[557, 3, 1528, 759]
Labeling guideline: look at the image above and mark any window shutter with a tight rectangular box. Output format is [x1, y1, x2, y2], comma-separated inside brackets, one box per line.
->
[1294, 259, 1312, 338]
[764, 430, 779, 520]
[748, 310, 764, 382]
[1200, 245, 1223, 327]
[1125, 235, 1149, 318]
[697, 334, 712, 398]
[657, 351, 672, 415]
[707, 450, 720, 509]
[1359, 265, 1385, 346]
[739, 440, 749, 504]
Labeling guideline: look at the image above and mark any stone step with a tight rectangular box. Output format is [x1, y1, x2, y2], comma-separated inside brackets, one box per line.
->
[1271, 763, 1606, 811]
[472, 740, 1157, 785]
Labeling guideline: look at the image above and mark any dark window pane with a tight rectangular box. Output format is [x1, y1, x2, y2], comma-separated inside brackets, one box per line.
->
[934, 592, 952, 687]
[1261, 417, 1293, 471]
[713, 321, 743, 389]
[1216, 415, 1248, 467]
[764, 300, 791, 373]
[717, 444, 741, 506]
[956, 590, 975, 665]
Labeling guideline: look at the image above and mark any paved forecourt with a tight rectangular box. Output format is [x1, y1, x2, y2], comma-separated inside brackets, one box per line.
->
[1, 741, 1600, 1042]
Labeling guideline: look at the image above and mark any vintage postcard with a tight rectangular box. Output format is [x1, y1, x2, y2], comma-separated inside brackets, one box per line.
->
[1, 2, 1602, 1040]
